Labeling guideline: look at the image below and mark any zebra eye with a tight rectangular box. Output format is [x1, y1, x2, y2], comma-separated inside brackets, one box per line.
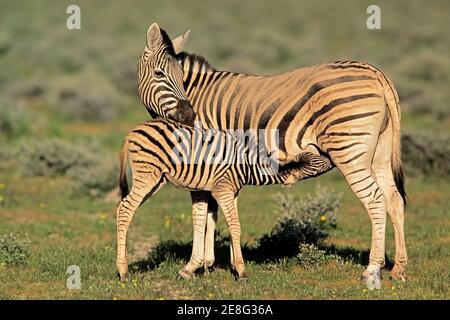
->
[154, 69, 165, 78]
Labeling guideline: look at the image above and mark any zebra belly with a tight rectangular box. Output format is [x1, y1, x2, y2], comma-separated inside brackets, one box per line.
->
[164, 169, 216, 192]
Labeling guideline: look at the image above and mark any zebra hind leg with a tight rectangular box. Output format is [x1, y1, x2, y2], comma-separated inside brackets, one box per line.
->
[329, 143, 386, 289]
[116, 171, 163, 281]
[372, 124, 407, 281]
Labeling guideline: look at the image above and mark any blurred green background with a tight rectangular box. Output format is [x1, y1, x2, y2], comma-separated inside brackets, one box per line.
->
[1, 0, 449, 125]
[0, 0, 449, 299]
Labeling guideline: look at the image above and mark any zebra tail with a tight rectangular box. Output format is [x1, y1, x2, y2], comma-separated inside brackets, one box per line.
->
[119, 139, 129, 200]
[382, 74, 407, 206]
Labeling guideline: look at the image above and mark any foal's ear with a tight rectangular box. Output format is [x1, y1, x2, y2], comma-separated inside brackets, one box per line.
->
[171, 29, 191, 54]
[146, 22, 162, 51]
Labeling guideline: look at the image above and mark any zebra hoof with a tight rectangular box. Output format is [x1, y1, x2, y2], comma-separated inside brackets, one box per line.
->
[362, 269, 381, 290]
[203, 263, 214, 275]
[390, 265, 407, 282]
[237, 275, 249, 283]
[118, 271, 129, 282]
[177, 268, 195, 280]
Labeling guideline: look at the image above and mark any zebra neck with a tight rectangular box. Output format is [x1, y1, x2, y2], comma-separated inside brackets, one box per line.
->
[243, 162, 288, 186]
[178, 52, 234, 98]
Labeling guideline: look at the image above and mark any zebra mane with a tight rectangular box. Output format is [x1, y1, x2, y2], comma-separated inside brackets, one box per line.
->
[159, 28, 177, 56]
[176, 51, 217, 73]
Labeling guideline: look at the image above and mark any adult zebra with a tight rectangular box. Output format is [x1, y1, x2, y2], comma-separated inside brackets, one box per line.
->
[134, 23, 407, 284]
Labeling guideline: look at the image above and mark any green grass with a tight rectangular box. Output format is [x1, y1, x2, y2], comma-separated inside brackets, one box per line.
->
[0, 0, 449, 299]
[0, 170, 449, 299]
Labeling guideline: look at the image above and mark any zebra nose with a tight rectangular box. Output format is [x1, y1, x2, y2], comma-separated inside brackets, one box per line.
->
[176, 100, 195, 125]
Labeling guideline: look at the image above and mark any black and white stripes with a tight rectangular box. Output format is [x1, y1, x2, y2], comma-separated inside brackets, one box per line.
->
[115, 119, 330, 280]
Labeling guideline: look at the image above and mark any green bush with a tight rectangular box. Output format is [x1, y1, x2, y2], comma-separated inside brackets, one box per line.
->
[402, 133, 450, 176]
[0, 233, 31, 265]
[0, 104, 30, 139]
[48, 71, 126, 121]
[257, 185, 341, 256]
[68, 155, 118, 196]
[19, 138, 118, 196]
[110, 59, 138, 96]
[296, 243, 340, 269]
[19, 138, 96, 177]
[395, 50, 450, 119]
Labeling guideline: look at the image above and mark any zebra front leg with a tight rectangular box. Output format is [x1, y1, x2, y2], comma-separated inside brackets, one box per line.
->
[178, 191, 210, 279]
[116, 172, 163, 281]
[212, 180, 247, 280]
[203, 195, 218, 270]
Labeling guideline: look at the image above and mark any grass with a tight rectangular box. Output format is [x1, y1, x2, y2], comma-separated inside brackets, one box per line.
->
[0, 0, 449, 299]
[0, 170, 449, 299]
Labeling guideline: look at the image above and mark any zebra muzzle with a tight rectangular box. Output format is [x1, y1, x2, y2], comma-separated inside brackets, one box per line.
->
[173, 100, 195, 125]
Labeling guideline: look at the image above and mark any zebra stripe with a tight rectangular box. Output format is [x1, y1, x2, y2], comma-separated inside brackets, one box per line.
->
[115, 119, 331, 280]
[136, 25, 408, 282]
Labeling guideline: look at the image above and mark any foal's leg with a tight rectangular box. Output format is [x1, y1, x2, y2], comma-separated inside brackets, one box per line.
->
[178, 191, 210, 279]
[178, 192, 218, 279]
[212, 178, 246, 280]
[204, 195, 218, 270]
[116, 171, 164, 281]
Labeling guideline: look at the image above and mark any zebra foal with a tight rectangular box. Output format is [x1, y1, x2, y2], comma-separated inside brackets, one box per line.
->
[116, 119, 330, 281]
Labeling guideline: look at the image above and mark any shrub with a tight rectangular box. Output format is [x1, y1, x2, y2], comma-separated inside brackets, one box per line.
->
[0, 233, 31, 265]
[296, 243, 340, 268]
[0, 103, 30, 139]
[19, 138, 96, 177]
[48, 71, 126, 121]
[0, 143, 15, 168]
[109, 59, 138, 96]
[68, 155, 118, 196]
[402, 133, 450, 176]
[257, 185, 341, 256]
[18, 138, 118, 196]
[395, 50, 450, 119]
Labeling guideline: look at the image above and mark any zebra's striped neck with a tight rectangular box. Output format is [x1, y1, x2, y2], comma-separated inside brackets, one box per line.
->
[177, 52, 217, 74]
[177, 52, 234, 97]
[240, 151, 296, 186]
[243, 163, 300, 186]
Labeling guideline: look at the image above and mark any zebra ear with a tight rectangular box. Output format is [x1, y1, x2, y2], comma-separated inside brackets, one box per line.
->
[147, 22, 162, 51]
[171, 30, 190, 54]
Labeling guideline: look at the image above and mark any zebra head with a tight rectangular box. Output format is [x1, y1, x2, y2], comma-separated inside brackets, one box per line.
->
[137, 23, 194, 125]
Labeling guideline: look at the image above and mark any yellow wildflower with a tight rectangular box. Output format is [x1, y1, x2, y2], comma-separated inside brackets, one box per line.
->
[320, 215, 327, 222]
